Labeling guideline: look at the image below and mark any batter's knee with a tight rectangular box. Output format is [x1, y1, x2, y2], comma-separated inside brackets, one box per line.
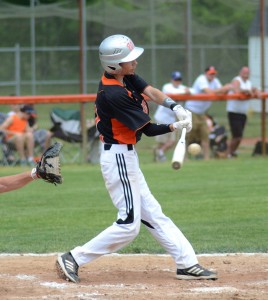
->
[120, 221, 141, 239]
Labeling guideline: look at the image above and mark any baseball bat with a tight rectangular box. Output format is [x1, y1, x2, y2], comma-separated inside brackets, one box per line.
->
[171, 127, 187, 170]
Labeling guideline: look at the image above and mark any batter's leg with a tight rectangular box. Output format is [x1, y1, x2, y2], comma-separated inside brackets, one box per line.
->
[138, 169, 198, 269]
[71, 149, 142, 266]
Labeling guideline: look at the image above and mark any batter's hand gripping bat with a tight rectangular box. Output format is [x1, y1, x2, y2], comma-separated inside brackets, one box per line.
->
[171, 127, 187, 170]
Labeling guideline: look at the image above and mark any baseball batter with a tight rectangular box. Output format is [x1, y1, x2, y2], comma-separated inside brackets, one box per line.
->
[56, 34, 217, 283]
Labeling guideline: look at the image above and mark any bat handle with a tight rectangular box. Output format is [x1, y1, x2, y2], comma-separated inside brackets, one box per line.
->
[171, 127, 187, 170]
[181, 127, 187, 140]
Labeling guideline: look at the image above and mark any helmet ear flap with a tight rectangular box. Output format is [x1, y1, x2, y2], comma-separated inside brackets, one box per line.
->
[100, 61, 121, 74]
[107, 65, 117, 71]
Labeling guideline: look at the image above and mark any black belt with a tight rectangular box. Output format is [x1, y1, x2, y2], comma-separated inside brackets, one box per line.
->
[104, 144, 133, 151]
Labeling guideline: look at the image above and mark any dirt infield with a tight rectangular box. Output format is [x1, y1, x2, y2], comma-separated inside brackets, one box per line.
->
[0, 253, 267, 300]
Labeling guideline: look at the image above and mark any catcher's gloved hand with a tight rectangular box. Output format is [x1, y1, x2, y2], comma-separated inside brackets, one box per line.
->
[31, 142, 63, 185]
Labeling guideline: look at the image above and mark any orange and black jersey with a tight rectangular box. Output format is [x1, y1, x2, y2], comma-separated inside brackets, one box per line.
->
[95, 72, 171, 145]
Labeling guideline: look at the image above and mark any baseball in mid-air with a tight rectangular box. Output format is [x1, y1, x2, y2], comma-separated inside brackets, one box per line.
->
[188, 143, 202, 156]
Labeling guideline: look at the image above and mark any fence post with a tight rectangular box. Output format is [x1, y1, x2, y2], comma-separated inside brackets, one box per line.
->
[79, 0, 88, 163]
[15, 44, 21, 95]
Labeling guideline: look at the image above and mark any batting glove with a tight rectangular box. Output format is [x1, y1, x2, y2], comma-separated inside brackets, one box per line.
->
[173, 105, 191, 121]
[184, 109, 192, 132]
[172, 120, 192, 133]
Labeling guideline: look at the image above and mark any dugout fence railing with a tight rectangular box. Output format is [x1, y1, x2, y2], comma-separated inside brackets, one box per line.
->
[1, 93, 267, 104]
[0, 93, 267, 160]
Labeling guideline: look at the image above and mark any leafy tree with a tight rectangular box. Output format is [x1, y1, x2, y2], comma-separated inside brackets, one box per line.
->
[192, 0, 257, 44]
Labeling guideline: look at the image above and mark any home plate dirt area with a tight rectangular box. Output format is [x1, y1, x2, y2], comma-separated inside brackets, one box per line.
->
[0, 253, 267, 300]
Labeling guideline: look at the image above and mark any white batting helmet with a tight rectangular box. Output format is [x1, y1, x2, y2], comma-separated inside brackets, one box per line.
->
[99, 34, 144, 74]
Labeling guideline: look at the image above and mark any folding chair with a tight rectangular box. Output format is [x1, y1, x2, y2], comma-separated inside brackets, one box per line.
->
[50, 108, 99, 164]
[208, 116, 228, 159]
[0, 113, 18, 166]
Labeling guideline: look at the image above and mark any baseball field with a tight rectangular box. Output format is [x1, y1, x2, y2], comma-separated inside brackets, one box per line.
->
[0, 103, 268, 300]
[0, 135, 267, 299]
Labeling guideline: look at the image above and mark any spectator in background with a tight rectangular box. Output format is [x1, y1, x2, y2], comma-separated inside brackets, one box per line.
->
[206, 114, 228, 159]
[7, 104, 21, 117]
[28, 113, 53, 152]
[0, 105, 35, 166]
[153, 71, 193, 162]
[226, 66, 261, 158]
[185, 66, 233, 160]
[8, 103, 52, 153]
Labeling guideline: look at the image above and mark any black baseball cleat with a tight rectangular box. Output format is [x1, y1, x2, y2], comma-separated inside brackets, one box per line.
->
[56, 252, 80, 283]
[176, 264, 218, 280]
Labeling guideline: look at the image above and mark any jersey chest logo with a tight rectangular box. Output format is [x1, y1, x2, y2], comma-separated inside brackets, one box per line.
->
[126, 89, 149, 115]
[141, 99, 149, 114]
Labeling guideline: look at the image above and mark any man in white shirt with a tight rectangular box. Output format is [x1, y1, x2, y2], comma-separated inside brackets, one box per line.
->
[185, 66, 232, 160]
[226, 66, 260, 158]
[154, 71, 192, 162]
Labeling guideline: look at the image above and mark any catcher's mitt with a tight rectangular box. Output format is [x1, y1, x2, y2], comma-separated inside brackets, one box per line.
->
[35, 142, 63, 185]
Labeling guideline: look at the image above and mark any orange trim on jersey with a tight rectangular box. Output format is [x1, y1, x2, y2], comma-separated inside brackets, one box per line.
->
[101, 75, 124, 87]
[95, 105, 100, 125]
[126, 89, 132, 98]
[136, 120, 151, 132]
[111, 118, 136, 144]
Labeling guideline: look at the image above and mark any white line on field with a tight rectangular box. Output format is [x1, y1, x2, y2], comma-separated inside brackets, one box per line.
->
[189, 286, 238, 293]
[0, 252, 267, 257]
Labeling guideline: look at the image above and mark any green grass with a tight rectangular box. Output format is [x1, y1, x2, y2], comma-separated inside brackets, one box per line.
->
[0, 101, 267, 254]
[0, 155, 267, 254]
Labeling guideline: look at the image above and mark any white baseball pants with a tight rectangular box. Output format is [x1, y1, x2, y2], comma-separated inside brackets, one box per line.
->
[71, 144, 198, 269]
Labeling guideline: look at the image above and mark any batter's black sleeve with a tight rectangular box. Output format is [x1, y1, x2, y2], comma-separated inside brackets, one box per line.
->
[141, 122, 172, 136]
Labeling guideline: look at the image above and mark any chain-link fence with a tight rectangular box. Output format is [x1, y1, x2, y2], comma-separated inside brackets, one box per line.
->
[0, 0, 261, 96]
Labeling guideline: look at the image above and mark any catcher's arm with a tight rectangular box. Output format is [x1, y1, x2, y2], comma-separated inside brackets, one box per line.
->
[32, 142, 63, 185]
[0, 171, 34, 194]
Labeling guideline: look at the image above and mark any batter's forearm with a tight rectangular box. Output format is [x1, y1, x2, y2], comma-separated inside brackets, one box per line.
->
[143, 86, 169, 105]
[141, 122, 172, 136]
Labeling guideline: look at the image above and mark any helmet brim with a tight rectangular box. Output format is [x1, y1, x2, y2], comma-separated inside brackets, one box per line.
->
[120, 47, 144, 63]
